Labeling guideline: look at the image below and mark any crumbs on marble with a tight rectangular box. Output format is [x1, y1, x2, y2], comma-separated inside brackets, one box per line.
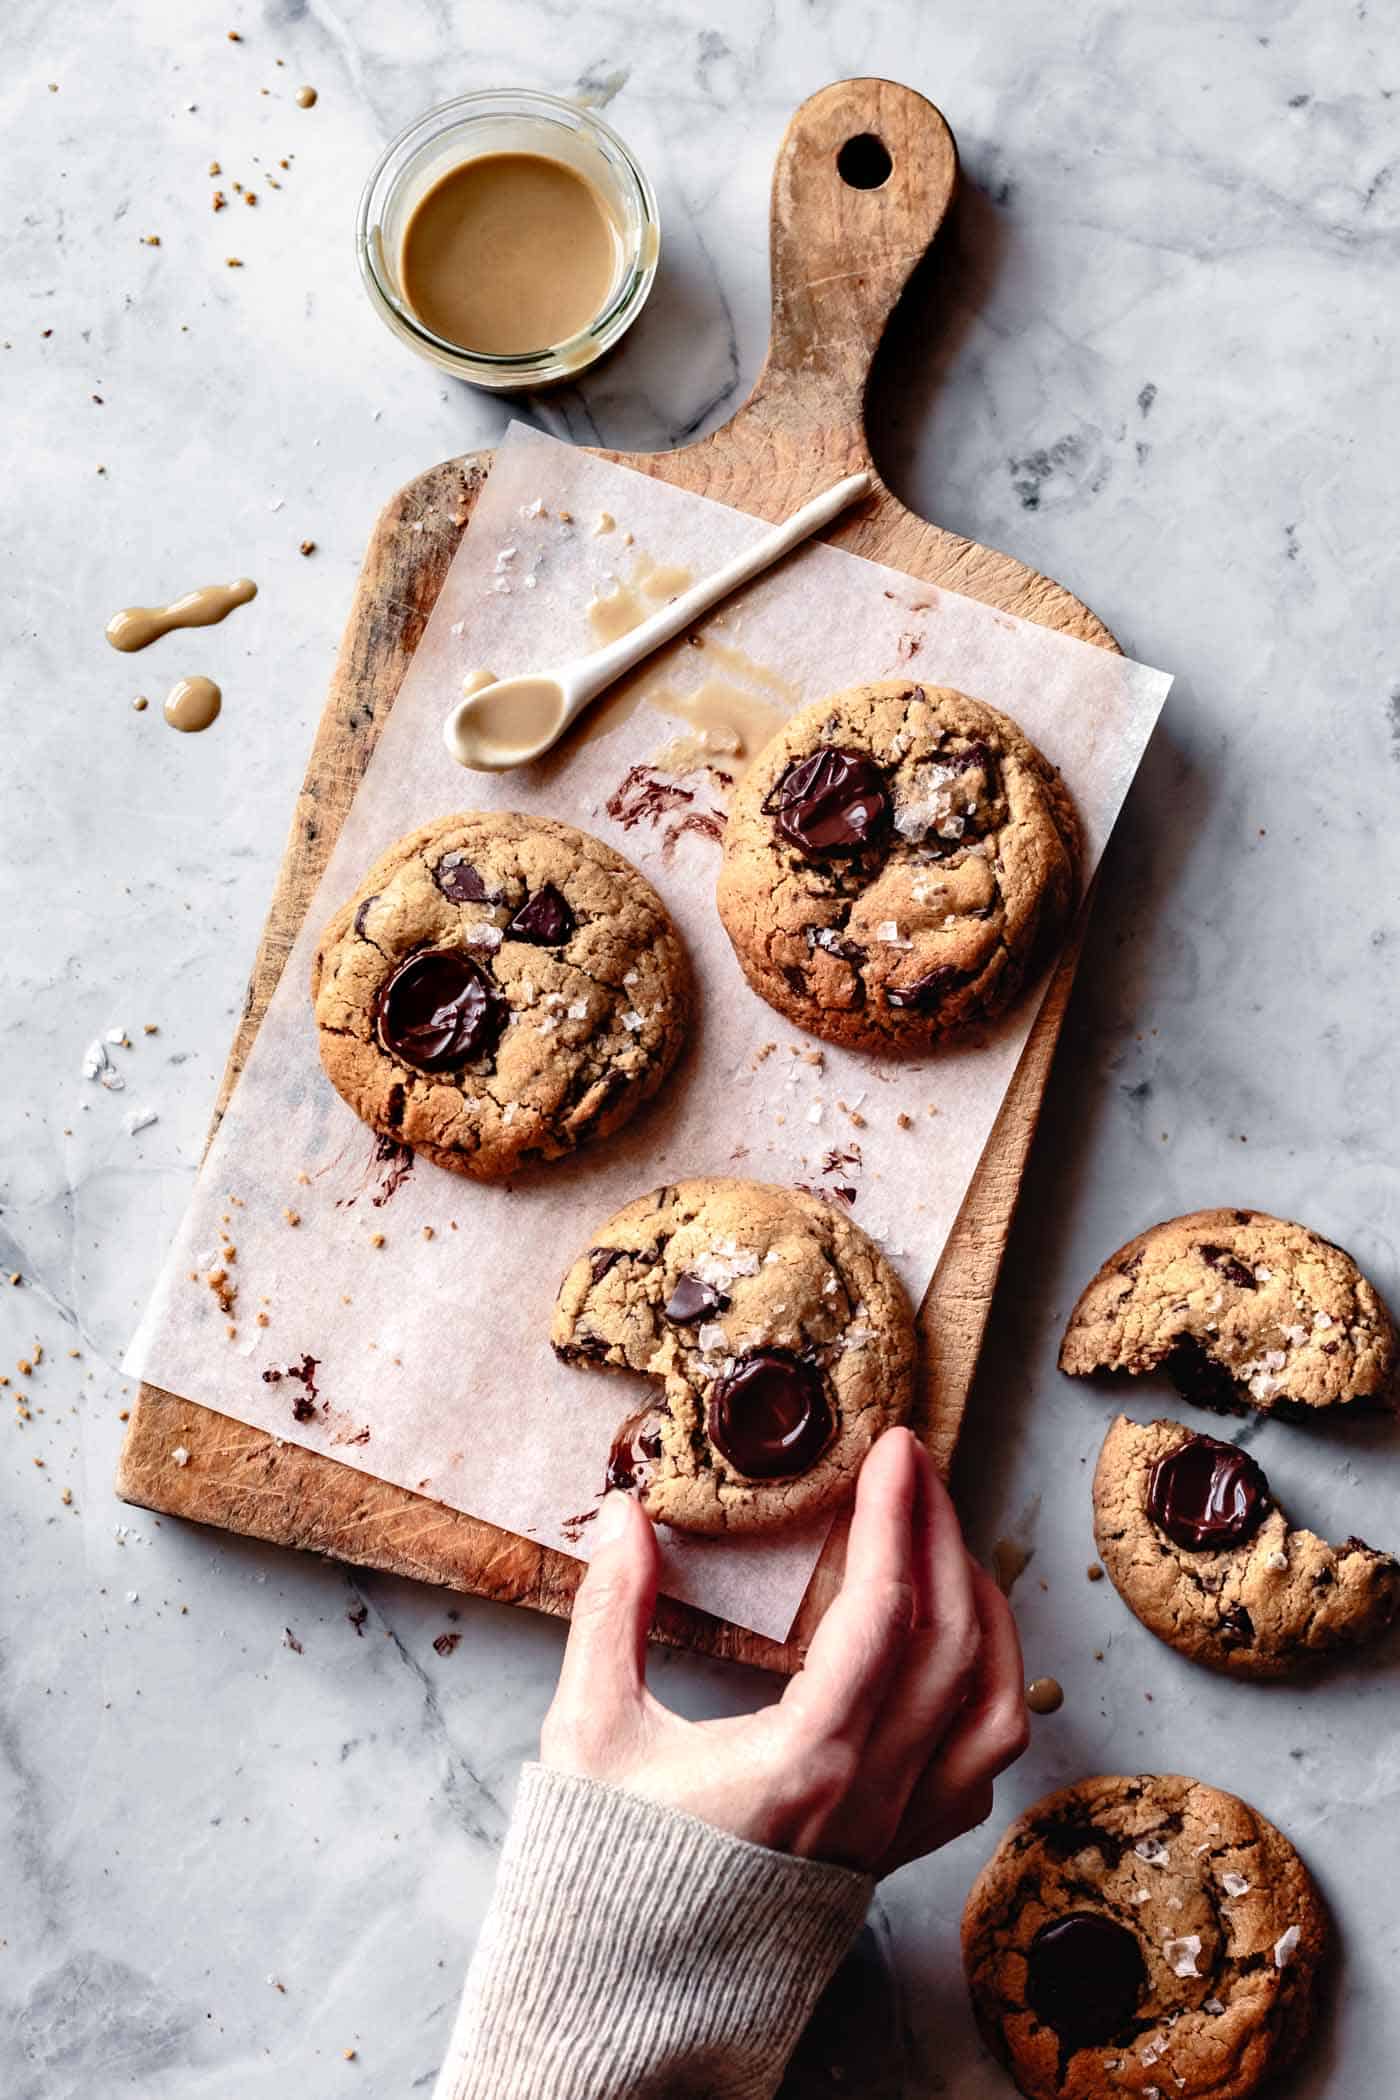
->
[433, 1631, 462, 1657]
[283, 1626, 303, 1653]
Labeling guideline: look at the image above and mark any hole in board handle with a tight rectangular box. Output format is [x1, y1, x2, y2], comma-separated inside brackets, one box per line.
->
[836, 133, 893, 190]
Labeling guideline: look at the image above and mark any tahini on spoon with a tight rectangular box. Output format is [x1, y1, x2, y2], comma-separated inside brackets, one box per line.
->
[441, 471, 872, 771]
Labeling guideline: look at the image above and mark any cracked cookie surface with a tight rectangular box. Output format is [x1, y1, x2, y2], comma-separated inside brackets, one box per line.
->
[961, 1773, 1326, 2100]
[1094, 1414, 1400, 1677]
[715, 681, 1079, 1051]
[550, 1177, 915, 1534]
[1059, 1208, 1398, 1416]
[313, 813, 688, 1179]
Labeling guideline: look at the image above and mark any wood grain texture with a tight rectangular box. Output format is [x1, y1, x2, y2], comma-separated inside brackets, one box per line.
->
[118, 78, 1116, 1676]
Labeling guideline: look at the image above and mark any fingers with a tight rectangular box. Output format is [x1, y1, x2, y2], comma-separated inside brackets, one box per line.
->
[551, 1493, 660, 1732]
[879, 1565, 1030, 1872]
[780, 1427, 920, 1745]
[838, 1446, 983, 1805]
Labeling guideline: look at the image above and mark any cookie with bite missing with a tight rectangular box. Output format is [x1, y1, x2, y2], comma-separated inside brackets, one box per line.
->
[313, 813, 688, 1179]
[961, 1773, 1327, 2100]
[1093, 1414, 1400, 1677]
[550, 1177, 915, 1534]
[1059, 1209, 1398, 1417]
[715, 681, 1079, 1051]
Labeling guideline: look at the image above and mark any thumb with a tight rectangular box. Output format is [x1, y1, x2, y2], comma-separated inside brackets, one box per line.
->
[555, 1492, 660, 1722]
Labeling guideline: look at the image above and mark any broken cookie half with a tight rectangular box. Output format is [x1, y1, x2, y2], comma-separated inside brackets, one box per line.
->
[550, 1176, 915, 1535]
[1093, 1414, 1400, 1677]
[1059, 1208, 1398, 1417]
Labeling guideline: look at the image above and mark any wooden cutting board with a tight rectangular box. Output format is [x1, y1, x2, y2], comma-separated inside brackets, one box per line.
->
[117, 78, 1118, 1675]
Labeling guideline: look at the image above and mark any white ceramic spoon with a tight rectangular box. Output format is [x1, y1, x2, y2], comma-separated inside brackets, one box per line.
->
[441, 470, 872, 772]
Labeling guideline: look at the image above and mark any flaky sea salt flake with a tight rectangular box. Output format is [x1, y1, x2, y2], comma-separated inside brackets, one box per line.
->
[1163, 1934, 1201, 1977]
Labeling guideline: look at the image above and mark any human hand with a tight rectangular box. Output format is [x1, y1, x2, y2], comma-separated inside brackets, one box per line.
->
[540, 1426, 1029, 1877]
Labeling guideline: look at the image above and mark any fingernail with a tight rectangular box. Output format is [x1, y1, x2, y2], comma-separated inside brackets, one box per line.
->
[593, 1492, 631, 1545]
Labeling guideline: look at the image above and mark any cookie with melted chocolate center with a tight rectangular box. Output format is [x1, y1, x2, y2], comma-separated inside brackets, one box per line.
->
[1093, 1413, 1400, 1677]
[313, 812, 688, 1179]
[550, 1176, 915, 1534]
[962, 1773, 1327, 2100]
[716, 681, 1079, 1050]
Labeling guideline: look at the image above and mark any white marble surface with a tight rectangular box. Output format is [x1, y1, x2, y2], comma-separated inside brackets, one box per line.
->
[3, 1, 1398, 2092]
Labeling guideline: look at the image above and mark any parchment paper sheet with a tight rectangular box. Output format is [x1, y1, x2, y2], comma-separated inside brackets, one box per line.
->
[127, 426, 1171, 1642]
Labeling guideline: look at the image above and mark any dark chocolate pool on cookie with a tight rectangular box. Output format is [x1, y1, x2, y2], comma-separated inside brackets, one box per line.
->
[606, 1407, 668, 1494]
[1025, 1913, 1147, 2050]
[708, 1349, 834, 1479]
[1148, 1431, 1270, 1550]
[764, 747, 891, 857]
[375, 949, 507, 1071]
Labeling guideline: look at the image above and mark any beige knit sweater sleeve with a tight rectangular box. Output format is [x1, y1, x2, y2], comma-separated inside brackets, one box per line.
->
[432, 1764, 874, 2100]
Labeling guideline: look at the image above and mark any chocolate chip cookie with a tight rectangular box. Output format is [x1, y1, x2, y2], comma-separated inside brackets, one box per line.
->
[1093, 1414, 1400, 1677]
[550, 1177, 915, 1533]
[962, 1773, 1327, 2100]
[715, 682, 1079, 1051]
[1059, 1208, 1399, 1417]
[313, 813, 688, 1179]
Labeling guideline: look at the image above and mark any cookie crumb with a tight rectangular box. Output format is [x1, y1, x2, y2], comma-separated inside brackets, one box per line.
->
[369, 1232, 385, 1249]
[896, 1112, 913, 1130]
[284, 1209, 300, 1227]
[299, 539, 316, 556]
[1087, 1560, 1104, 1581]
[422, 1226, 434, 1241]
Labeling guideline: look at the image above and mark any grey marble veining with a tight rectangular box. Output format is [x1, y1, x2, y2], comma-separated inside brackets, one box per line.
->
[2, 0, 1397, 2092]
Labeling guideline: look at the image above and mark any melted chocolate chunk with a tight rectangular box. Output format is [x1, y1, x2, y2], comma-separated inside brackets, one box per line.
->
[707, 1350, 834, 1479]
[353, 893, 380, 937]
[764, 747, 891, 857]
[1026, 1914, 1146, 2050]
[1201, 1244, 1257, 1290]
[1220, 1604, 1256, 1647]
[1147, 1432, 1271, 1550]
[885, 965, 965, 1012]
[606, 1407, 668, 1493]
[588, 1247, 624, 1285]
[1163, 1337, 1242, 1414]
[375, 949, 507, 1072]
[434, 854, 488, 903]
[664, 1273, 730, 1324]
[507, 883, 576, 946]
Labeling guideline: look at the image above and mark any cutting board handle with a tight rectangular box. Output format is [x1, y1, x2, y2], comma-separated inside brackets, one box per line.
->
[726, 77, 958, 479]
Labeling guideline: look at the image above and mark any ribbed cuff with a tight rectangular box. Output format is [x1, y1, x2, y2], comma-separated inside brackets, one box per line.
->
[434, 1763, 874, 2100]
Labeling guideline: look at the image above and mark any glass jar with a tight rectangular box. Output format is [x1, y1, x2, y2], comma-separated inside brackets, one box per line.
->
[357, 88, 660, 390]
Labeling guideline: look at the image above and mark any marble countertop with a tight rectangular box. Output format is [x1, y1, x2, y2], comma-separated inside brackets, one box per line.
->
[4, 0, 1398, 2092]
